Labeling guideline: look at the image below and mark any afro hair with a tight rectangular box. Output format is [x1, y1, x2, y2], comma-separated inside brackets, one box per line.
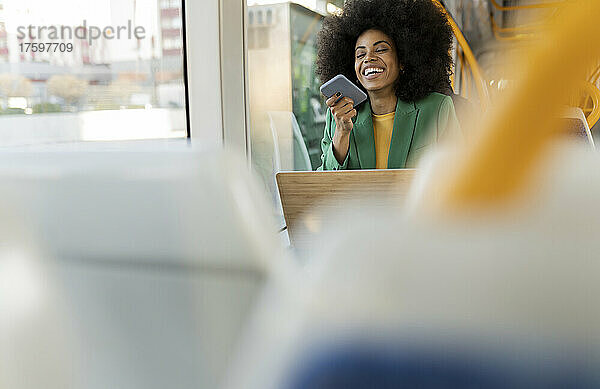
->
[316, 0, 454, 102]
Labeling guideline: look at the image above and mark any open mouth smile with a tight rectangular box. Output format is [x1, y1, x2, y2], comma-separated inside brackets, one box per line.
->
[362, 66, 385, 80]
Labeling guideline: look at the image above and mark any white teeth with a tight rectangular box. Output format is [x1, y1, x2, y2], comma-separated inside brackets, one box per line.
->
[364, 67, 384, 76]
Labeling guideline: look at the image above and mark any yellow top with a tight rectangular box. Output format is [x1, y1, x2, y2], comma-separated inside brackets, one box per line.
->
[373, 112, 395, 169]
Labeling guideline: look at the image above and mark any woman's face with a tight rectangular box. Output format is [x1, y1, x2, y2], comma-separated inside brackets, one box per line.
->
[354, 29, 400, 94]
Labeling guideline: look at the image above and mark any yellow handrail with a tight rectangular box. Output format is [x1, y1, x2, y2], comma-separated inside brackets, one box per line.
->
[433, 0, 489, 111]
[589, 64, 600, 86]
[581, 82, 600, 129]
[489, 0, 564, 11]
[490, 13, 538, 41]
[490, 13, 542, 33]
[492, 26, 533, 42]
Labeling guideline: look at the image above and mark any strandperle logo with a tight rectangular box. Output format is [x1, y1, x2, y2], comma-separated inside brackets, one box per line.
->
[17, 20, 146, 46]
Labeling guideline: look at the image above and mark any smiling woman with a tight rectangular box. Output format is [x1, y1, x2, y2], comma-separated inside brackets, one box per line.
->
[316, 0, 462, 170]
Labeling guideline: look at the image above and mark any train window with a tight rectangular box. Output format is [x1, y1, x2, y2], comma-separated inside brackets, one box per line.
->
[245, 1, 344, 220]
[0, 0, 187, 146]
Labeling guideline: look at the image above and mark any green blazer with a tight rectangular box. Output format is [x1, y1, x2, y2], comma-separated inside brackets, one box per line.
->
[317, 92, 461, 170]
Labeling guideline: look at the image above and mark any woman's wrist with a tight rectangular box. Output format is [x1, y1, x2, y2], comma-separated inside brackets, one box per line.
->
[333, 129, 350, 142]
[332, 131, 351, 165]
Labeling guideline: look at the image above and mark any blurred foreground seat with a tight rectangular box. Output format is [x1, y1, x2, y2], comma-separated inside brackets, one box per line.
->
[0, 143, 281, 389]
[226, 145, 600, 389]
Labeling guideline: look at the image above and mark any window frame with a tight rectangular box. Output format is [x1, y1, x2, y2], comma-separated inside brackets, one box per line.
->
[184, 0, 250, 155]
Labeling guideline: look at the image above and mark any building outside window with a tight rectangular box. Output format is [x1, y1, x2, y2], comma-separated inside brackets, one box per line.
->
[0, 0, 187, 146]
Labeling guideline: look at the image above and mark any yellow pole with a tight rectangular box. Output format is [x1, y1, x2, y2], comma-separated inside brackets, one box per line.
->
[433, 0, 489, 111]
[582, 82, 600, 128]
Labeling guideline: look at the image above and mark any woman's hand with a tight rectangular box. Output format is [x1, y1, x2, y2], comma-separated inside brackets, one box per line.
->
[326, 93, 357, 164]
[326, 94, 357, 134]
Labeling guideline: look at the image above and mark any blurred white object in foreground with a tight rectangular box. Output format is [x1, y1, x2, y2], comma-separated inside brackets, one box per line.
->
[0, 143, 281, 389]
[226, 144, 600, 388]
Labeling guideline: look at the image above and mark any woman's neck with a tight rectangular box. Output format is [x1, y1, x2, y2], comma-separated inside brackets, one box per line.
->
[368, 89, 398, 115]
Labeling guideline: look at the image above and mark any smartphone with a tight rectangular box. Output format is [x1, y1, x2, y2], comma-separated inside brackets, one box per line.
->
[320, 74, 368, 107]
